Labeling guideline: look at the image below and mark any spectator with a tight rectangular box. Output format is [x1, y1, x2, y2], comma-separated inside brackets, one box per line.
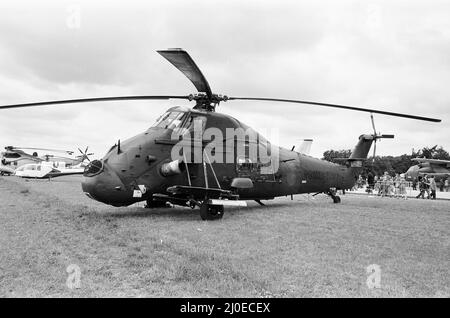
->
[429, 176, 437, 200]
[438, 179, 444, 192]
[367, 172, 374, 189]
[394, 173, 401, 198]
[424, 175, 431, 199]
[416, 176, 426, 199]
[399, 174, 407, 200]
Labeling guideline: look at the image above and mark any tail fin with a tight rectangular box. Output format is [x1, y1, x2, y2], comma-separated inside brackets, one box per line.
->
[336, 134, 394, 167]
[349, 134, 375, 160]
[298, 139, 313, 155]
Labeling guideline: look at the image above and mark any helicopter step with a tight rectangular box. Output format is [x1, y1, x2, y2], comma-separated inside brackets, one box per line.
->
[208, 199, 247, 207]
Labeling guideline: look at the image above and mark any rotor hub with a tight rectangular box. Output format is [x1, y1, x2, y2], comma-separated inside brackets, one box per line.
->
[189, 93, 228, 111]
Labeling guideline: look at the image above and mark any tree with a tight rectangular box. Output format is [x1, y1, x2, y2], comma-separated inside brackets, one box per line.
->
[322, 149, 352, 164]
[413, 145, 450, 160]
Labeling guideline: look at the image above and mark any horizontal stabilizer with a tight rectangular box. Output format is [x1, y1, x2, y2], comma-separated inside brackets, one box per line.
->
[334, 158, 367, 162]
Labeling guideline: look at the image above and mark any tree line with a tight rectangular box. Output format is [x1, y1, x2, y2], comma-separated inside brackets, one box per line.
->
[322, 145, 450, 177]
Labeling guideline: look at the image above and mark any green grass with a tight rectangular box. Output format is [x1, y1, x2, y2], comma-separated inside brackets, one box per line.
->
[0, 176, 449, 297]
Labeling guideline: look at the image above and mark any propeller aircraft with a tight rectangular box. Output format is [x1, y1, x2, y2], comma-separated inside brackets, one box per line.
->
[0, 49, 441, 220]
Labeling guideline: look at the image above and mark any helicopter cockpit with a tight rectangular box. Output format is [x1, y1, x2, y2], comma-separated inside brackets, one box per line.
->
[151, 109, 207, 138]
[152, 111, 187, 130]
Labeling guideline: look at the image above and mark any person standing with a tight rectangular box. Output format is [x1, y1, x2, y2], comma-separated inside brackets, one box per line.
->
[381, 172, 388, 197]
[399, 174, 407, 199]
[439, 178, 444, 192]
[394, 173, 401, 198]
[424, 175, 431, 199]
[416, 176, 425, 199]
[429, 176, 437, 200]
[367, 171, 374, 193]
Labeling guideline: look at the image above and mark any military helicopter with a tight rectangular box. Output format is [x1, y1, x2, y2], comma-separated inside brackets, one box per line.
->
[1, 146, 73, 166]
[405, 158, 450, 181]
[0, 49, 441, 220]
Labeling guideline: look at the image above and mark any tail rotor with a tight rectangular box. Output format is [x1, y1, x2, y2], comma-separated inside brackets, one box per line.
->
[370, 114, 394, 163]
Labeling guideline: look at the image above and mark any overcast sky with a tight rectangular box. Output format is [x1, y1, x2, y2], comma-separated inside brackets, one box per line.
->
[0, 0, 448, 160]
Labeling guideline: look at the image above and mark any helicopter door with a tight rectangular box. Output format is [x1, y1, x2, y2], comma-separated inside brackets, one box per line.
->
[235, 139, 274, 180]
[178, 115, 207, 186]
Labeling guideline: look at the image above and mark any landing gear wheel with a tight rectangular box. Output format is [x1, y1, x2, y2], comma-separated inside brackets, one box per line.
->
[333, 195, 341, 204]
[200, 203, 224, 220]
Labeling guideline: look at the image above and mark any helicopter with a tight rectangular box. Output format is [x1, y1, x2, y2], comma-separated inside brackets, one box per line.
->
[0, 49, 441, 220]
[404, 158, 450, 181]
[0, 146, 93, 168]
[1, 146, 72, 166]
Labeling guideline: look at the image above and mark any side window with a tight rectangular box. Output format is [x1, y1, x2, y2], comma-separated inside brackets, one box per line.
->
[178, 115, 207, 140]
[237, 156, 255, 175]
[166, 112, 187, 130]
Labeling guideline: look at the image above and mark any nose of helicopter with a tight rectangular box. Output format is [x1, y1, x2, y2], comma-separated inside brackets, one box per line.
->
[405, 165, 419, 181]
[81, 160, 132, 206]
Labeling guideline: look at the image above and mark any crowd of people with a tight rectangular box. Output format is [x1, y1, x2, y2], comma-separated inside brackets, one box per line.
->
[354, 172, 449, 200]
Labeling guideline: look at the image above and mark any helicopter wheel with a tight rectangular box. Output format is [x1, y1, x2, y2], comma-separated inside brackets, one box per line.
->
[200, 202, 224, 220]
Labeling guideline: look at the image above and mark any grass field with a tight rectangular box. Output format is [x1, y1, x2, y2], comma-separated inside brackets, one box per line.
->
[0, 175, 449, 297]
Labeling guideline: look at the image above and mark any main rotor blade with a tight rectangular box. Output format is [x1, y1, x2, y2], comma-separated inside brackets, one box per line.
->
[370, 113, 377, 135]
[0, 95, 190, 110]
[228, 97, 442, 123]
[158, 49, 213, 99]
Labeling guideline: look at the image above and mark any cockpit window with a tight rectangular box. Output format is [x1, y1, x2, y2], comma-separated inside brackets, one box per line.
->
[84, 160, 104, 177]
[152, 111, 186, 129]
[176, 115, 207, 139]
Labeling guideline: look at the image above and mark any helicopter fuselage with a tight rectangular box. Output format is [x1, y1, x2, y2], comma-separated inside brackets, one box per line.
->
[81, 106, 359, 207]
